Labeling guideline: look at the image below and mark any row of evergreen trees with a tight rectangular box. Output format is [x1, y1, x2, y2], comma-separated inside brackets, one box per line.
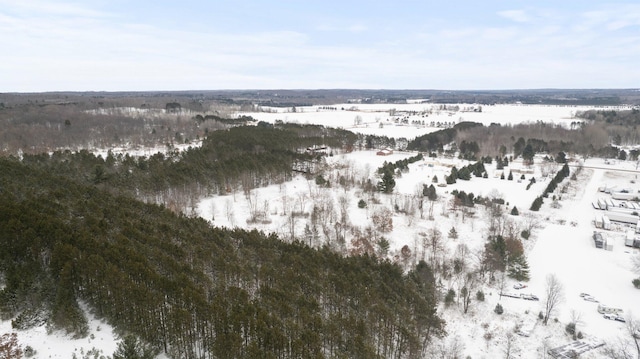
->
[530, 163, 570, 211]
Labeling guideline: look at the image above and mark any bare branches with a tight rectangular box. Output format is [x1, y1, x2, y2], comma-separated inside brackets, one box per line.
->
[543, 274, 564, 325]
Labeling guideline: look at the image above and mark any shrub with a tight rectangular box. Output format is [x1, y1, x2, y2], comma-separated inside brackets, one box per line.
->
[476, 290, 485, 301]
[565, 322, 576, 336]
[494, 303, 504, 315]
[24, 345, 36, 358]
[538, 311, 544, 320]
[633, 278, 640, 289]
[315, 175, 327, 186]
[357, 199, 367, 208]
[521, 230, 530, 239]
[448, 227, 458, 239]
[445, 289, 456, 307]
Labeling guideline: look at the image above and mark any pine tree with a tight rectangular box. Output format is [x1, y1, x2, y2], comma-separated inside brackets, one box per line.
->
[112, 335, 156, 359]
[377, 169, 396, 193]
[444, 289, 456, 307]
[530, 196, 543, 211]
[508, 255, 530, 281]
[510, 206, 519, 216]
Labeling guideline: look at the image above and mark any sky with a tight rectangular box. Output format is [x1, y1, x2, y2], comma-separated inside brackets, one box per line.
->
[1, 0, 640, 92]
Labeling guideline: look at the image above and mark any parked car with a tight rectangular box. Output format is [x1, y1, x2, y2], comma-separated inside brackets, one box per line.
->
[603, 313, 617, 320]
[513, 282, 527, 290]
[614, 316, 626, 323]
[520, 293, 539, 301]
[583, 295, 598, 302]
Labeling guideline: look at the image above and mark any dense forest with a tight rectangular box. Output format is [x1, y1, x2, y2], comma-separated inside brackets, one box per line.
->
[0, 153, 445, 358]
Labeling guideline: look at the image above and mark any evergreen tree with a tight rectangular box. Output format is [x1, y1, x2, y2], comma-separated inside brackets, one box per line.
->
[508, 255, 530, 281]
[457, 167, 471, 180]
[510, 206, 519, 216]
[112, 335, 156, 359]
[423, 184, 438, 201]
[377, 169, 396, 193]
[530, 196, 544, 211]
[444, 289, 456, 307]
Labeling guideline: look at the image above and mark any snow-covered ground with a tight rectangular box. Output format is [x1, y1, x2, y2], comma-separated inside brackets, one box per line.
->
[5, 104, 639, 358]
[0, 304, 120, 358]
[196, 151, 640, 358]
[242, 103, 635, 138]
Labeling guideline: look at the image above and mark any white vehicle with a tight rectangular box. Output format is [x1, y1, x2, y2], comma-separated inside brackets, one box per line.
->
[598, 304, 623, 314]
[520, 293, 539, 301]
[513, 282, 527, 290]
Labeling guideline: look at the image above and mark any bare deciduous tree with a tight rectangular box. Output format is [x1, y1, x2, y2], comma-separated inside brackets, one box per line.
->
[371, 207, 393, 233]
[569, 310, 584, 339]
[426, 335, 465, 359]
[460, 271, 476, 314]
[0, 332, 22, 358]
[543, 274, 564, 325]
[522, 212, 542, 238]
[632, 255, 640, 276]
[427, 227, 444, 270]
[503, 332, 517, 359]
[601, 315, 640, 359]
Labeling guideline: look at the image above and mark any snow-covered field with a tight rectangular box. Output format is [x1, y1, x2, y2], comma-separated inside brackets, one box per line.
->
[194, 151, 639, 358]
[5, 104, 640, 358]
[202, 103, 638, 358]
[242, 103, 635, 138]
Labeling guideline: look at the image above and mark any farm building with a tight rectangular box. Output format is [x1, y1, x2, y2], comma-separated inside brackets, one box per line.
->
[376, 148, 393, 156]
[611, 191, 640, 201]
[603, 211, 640, 227]
[594, 215, 603, 229]
[602, 215, 611, 231]
[625, 230, 640, 248]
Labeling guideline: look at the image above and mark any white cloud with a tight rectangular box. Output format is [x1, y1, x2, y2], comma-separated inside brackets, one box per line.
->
[0, 0, 111, 18]
[498, 10, 531, 23]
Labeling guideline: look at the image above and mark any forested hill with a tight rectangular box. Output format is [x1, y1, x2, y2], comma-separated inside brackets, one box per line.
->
[0, 155, 444, 358]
